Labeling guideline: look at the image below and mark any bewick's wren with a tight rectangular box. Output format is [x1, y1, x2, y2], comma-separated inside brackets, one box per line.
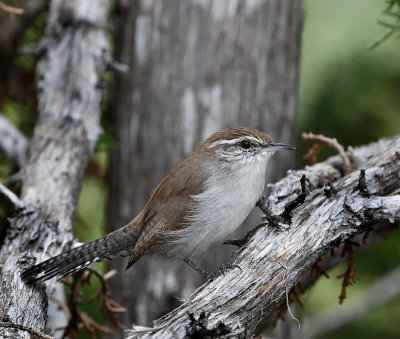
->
[22, 126, 294, 284]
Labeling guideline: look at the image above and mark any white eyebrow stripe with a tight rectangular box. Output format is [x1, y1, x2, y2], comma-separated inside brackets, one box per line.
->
[208, 136, 263, 149]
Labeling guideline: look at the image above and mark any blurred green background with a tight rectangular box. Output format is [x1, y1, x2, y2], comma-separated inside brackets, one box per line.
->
[1, 0, 400, 338]
[297, 1, 400, 338]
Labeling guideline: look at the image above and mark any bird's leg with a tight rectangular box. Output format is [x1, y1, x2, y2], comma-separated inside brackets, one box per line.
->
[223, 238, 247, 248]
[256, 196, 270, 215]
[184, 258, 212, 279]
[184, 258, 241, 280]
[224, 222, 269, 249]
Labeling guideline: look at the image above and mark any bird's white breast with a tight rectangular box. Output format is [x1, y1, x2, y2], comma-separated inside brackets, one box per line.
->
[167, 152, 274, 259]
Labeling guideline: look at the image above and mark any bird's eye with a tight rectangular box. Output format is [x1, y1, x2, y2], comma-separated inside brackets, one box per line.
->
[240, 139, 251, 149]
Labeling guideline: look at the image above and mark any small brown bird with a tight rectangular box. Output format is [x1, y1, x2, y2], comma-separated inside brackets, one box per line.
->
[21, 126, 294, 284]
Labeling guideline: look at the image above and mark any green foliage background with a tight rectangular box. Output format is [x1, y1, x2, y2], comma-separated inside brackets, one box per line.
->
[297, 0, 400, 338]
[0, 0, 399, 338]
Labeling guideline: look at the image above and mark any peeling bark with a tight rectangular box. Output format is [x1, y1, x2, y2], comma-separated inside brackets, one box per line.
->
[127, 135, 400, 338]
[0, 0, 110, 337]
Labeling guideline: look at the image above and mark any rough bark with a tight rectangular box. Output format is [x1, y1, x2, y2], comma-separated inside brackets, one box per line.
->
[0, 0, 110, 337]
[107, 0, 302, 329]
[126, 135, 400, 338]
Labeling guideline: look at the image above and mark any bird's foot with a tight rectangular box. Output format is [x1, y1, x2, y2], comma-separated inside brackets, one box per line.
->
[256, 196, 270, 215]
[208, 262, 242, 279]
[223, 238, 247, 248]
[224, 222, 267, 248]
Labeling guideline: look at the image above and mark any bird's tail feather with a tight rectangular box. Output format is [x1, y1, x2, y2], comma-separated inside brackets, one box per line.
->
[21, 225, 136, 284]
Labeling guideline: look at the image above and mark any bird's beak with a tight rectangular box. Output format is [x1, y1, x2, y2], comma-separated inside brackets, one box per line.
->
[266, 142, 296, 151]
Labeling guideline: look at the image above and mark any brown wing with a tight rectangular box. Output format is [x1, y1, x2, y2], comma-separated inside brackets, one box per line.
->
[150, 150, 209, 227]
[127, 151, 209, 267]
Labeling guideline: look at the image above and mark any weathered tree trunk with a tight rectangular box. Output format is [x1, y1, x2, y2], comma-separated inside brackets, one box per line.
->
[125, 135, 400, 338]
[107, 0, 303, 330]
[0, 0, 110, 337]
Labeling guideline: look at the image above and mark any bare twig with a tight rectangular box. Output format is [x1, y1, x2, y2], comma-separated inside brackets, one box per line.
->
[105, 57, 129, 73]
[60, 268, 125, 338]
[0, 0, 47, 54]
[302, 132, 352, 174]
[337, 241, 360, 304]
[0, 321, 53, 339]
[356, 169, 370, 198]
[85, 268, 126, 330]
[311, 261, 330, 279]
[303, 143, 323, 165]
[0, 182, 24, 209]
[126, 325, 165, 336]
[51, 297, 71, 319]
[0, 114, 28, 167]
[0, 1, 24, 15]
[18, 38, 50, 57]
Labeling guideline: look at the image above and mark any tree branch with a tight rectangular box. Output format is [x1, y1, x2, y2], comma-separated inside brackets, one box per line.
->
[0, 114, 28, 167]
[0, 0, 111, 337]
[0, 1, 24, 15]
[0, 0, 47, 54]
[0, 321, 53, 339]
[0, 182, 25, 209]
[127, 135, 400, 338]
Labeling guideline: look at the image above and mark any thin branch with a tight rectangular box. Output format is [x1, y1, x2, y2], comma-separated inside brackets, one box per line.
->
[336, 241, 360, 304]
[0, 1, 24, 15]
[0, 321, 53, 339]
[18, 38, 50, 57]
[302, 143, 323, 165]
[104, 51, 129, 73]
[0, 182, 25, 209]
[0, 114, 28, 167]
[59, 268, 125, 338]
[0, 0, 47, 53]
[302, 132, 352, 174]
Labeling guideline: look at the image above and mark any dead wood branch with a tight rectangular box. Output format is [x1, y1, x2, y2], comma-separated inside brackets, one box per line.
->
[302, 132, 352, 173]
[0, 0, 47, 53]
[0, 1, 24, 15]
[59, 268, 125, 338]
[0, 0, 111, 338]
[0, 182, 25, 209]
[0, 321, 53, 339]
[127, 135, 400, 338]
[0, 114, 29, 167]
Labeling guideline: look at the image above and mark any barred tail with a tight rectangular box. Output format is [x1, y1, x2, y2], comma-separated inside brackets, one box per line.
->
[21, 225, 136, 285]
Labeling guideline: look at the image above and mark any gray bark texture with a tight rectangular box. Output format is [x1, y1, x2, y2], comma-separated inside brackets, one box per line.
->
[126, 135, 400, 339]
[107, 0, 303, 329]
[0, 0, 110, 337]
